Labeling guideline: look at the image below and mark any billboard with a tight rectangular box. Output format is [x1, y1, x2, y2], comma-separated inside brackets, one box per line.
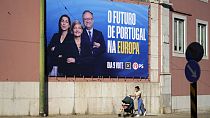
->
[46, 0, 149, 78]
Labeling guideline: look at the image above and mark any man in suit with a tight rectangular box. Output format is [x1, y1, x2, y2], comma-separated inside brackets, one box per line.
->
[82, 10, 106, 76]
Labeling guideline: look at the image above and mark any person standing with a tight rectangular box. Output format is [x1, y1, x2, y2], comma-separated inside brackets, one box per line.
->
[65, 20, 93, 76]
[47, 14, 72, 76]
[82, 10, 106, 76]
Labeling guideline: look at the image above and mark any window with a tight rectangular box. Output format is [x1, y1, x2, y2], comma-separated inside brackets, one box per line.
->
[196, 19, 208, 58]
[172, 14, 187, 57]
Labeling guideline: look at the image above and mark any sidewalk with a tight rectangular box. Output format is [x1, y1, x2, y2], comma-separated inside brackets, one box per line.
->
[0, 113, 210, 118]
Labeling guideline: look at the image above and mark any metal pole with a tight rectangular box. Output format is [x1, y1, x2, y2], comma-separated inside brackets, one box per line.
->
[190, 82, 197, 118]
[39, 0, 46, 116]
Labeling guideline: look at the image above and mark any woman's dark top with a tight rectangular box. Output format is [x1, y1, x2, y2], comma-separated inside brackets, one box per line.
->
[47, 32, 73, 76]
[65, 36, 94, 76]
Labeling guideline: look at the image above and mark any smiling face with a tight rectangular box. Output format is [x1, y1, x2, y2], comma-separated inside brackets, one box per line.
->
[83, 12, 94, 30]
[73, 23, 83, 37]
[60, 16, 70, 31]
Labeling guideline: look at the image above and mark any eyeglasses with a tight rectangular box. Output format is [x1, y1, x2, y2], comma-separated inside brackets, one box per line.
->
[83, 18, 93, 21]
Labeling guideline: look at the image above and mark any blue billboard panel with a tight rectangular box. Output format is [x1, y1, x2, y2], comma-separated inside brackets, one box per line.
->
[46, 0, 149, 78]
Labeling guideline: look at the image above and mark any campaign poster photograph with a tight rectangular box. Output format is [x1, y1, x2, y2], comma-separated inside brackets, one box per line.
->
[46, 0, 149, 78]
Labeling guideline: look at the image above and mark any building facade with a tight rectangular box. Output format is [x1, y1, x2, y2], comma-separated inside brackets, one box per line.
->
[0, 0, 209, 116]
[170, 0, 210, 112]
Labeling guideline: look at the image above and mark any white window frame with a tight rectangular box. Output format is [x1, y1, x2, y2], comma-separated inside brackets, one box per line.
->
[172, 13, 187, 57]
[196, 19, 209, 59]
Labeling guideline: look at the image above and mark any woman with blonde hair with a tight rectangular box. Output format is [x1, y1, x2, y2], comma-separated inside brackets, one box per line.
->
[65, 20, 93, 76]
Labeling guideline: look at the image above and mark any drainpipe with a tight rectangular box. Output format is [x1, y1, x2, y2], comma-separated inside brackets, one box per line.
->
[39, 0, 46, 116]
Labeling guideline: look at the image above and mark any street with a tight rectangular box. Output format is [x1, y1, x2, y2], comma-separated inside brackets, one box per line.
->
[0, 113, 210, 118]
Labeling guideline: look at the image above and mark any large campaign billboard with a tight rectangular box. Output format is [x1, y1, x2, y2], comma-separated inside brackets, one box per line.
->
[46, 0, 149, 78]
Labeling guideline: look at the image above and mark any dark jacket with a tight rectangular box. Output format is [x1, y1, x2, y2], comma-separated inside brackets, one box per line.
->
[47, 33, 72, 76]
[81, 29, 107, 76]
[64, 37, 94, 76]
[82, 28, 106, 57]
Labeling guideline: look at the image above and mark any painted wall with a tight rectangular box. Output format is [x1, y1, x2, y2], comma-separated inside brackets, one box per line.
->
[0, 0, 40, 82]
[169, 0, 210, 112]
[169, 0, 210, 96]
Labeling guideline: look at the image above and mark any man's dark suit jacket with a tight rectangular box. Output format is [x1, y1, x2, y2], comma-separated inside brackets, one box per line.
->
[82, 28, 106, 57]
[81, 28, 106, 76]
